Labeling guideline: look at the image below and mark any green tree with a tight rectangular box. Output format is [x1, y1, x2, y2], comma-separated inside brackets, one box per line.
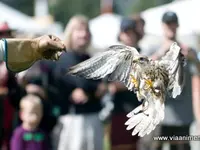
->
[1, 0, 34, 16]
[129, 0, 173, 14]
[49, 0, 100, 26]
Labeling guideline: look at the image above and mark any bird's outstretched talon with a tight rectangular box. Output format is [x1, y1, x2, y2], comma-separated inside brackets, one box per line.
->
[130, 74, 138, 88]
[145, 79, 153, 90]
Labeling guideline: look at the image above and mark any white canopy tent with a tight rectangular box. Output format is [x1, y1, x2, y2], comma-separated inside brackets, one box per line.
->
[141, 0, 200, 36]
[88, 0, 200, 54]
[0, 2, 46, 34]
[140, 0, 200, 50]
[88, 13, 122, 55]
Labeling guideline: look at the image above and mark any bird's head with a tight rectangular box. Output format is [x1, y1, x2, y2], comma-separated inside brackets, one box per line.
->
[133, 55, 149, 64]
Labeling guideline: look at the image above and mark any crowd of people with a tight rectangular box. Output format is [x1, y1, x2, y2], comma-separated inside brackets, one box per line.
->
[0, 9, 200, 150]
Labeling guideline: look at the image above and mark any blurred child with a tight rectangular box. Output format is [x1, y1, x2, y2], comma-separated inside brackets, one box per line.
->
[10, 94, 49, 150]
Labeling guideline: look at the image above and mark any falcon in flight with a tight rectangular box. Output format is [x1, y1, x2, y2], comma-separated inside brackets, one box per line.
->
[67, 42, 186, 137]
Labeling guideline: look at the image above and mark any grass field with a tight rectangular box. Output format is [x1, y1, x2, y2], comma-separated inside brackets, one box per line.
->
[103, 124, 111, 150]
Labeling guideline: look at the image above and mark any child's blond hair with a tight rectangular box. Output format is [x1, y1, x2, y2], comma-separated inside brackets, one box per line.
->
[20, 94, 42, 111]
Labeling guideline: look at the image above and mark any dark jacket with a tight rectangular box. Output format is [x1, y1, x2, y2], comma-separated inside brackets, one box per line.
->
[54, 51, 102, 114]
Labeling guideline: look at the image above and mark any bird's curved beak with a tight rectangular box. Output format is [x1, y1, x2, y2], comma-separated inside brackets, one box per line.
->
[132, 58, 139, 63]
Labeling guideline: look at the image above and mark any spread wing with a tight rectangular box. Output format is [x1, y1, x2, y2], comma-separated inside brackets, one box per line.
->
[160, 42, 186, 98]
[68, 45, 140, 90]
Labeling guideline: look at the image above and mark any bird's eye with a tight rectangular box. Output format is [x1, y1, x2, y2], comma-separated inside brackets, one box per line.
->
[139, 57, 145, 61]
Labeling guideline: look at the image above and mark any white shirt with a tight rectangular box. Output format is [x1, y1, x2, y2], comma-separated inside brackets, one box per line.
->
[0, 40, 5, 61]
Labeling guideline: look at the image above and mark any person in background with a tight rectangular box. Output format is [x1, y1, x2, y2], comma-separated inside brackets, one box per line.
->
[25, 77, 57, 136]
[10, 74, 57, 150]
[10, 94, 49, 150]
[0, 22, 65, 150]
[53, 14, 105, 150]
[131, 14, 145, 41]
[108, 18, 141, 150]
[140, 11, 200, 150]
[0, 62, 18, 150]
[0, 22, 18, 150]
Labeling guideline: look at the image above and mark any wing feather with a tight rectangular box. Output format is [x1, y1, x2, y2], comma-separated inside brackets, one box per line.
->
[68, 45, 140, 90]
[125, 91, 165, 137]
[160, 42, 186, 98]
[161, 42, 180, 61]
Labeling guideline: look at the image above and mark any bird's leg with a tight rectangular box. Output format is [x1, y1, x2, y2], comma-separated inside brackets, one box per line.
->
[134, 80, 150, 116]
[144, 79, 153, 90]
[130, 75, 144, 103]
[130, 74, 138, 88]
[130, 74, 139, 93]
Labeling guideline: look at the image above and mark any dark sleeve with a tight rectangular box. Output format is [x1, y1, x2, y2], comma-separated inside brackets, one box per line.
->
[43, 134, 50, 150]
[188, 49, 200, 76]
[54, 52, 101, 95]
[10, 128, 24, 150]
[40, 100, 57, 134]
[72, 76, 101, 94]
[53, 53, 77, 91]
[7, 72, 26, 110]
[73, 54, 101, 93]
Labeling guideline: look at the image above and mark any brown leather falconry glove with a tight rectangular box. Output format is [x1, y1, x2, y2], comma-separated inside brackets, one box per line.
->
[2, 35, 66, 72]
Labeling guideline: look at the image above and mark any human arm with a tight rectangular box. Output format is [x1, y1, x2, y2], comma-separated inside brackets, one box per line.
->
[95, 82, 107, 98]
[150, 41, 174, 60]
[0, 35, 65, 73]
[187, 48, 200, 73]
[189, 50, 200, 134]
[192, 74, 200, 134]
[190, 52, 200, 134]
[108, 82, 127, 94]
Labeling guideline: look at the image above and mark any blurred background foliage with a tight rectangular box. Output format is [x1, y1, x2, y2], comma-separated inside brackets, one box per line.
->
[130, 0, 173, 14]
[49, 0, 100, 25]
[1, 0, 34, 16]
[1, 0, 174, 26]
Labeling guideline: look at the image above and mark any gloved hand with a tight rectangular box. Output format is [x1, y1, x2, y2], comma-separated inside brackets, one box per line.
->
[4, 35, 66, 72]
